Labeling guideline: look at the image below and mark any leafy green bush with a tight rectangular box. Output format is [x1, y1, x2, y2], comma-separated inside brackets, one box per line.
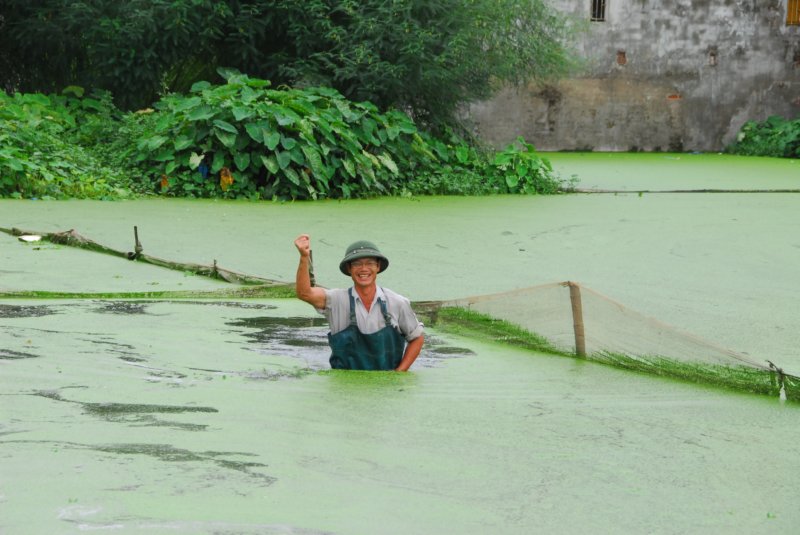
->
[405, 135, 570, 196]
[130, 70, 425, 199]
[727, 116, 800, 158]
[129, 72, 569, 200]
[0, 90, 136, 199]
[2, 76, 571, 200]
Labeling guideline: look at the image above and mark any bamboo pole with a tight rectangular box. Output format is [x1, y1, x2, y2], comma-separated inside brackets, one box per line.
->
[568, 281, 586, 357]
[0, 226, 288, 287]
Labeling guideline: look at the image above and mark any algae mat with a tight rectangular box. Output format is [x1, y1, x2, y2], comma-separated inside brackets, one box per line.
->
[2, 153, 799, 533]
[2, 190, 799, 374]
[2, 300, 798, 534]
[545, 152, 800, 191]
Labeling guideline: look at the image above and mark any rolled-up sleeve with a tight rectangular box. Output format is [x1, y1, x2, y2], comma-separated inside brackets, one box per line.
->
[386, 289, 424, 341]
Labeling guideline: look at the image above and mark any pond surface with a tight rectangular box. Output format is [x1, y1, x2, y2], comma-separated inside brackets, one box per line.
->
[1, 299, 798, 534]
[1, 153, 798, 533]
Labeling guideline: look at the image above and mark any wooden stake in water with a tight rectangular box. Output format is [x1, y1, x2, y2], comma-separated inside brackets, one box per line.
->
[568, 281, 586, 357]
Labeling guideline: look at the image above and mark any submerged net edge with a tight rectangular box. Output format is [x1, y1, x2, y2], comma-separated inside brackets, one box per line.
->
[417, 302, 798, 403]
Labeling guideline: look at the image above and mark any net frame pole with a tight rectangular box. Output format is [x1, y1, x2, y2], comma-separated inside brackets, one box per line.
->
[568, 282, 587, 357]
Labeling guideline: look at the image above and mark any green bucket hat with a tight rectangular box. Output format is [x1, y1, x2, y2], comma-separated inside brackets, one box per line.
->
[339, 240, 389, 275]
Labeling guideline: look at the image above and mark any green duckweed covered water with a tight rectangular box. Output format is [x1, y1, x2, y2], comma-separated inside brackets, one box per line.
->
[2, 299, 799, 533]
[2, 153, 799, 533]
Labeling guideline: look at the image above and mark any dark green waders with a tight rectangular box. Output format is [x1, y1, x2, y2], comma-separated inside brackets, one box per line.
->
[328, 289, 406, 370]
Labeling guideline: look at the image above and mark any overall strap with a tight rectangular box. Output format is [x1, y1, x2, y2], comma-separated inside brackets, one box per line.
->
[348, 287, 394, 329]
[378, 295, 393, 328]
[347, 288, 357, 326]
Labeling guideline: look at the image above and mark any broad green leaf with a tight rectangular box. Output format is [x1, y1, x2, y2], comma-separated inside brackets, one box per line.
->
[244, 123, 263, 143]
[174, 136, 193, 151]
[289, 146, 305, 166]
[283, 167, 301, 186]
[165, 160, 178, 174]
[297, 118, 314, 141]
[214, 130, 237, 148]
[4, 158, 24, 171]
[232, 106, 255, 121]
[342, 157, 356, 178]
[276, 150, 292, 170]
[153, 147, 174, 162]
[146, 136, 169, 151]
[245, 78, 270, 89]
[301, 145, 325, 180]
[190, 81, 211, 92]
[213, 119, 238, 134]
[505, 174, 520, 189]
[234, 152, 250, 171]
[361, 118, 377, 139]
[287, 99, 315, 115]
[188, 105, 216, 121]
[174, 96, 202, 112]
[240, 85, 259, 103]
[281, 136, 297, 150]
[494, 152, 513, 166]
[155, 115, 173, 133]
[264, 131, 281, 150]
[377, 152, 399, 174]
[261, 154, 279, 174]
[81, 98, 103, 111]
[363, 151, 380, 167]
[189, 152, 204, 170]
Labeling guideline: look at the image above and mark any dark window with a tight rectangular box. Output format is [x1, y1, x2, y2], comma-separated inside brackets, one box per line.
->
[788, 0, 800, 25]
[591, 0, 606, 21]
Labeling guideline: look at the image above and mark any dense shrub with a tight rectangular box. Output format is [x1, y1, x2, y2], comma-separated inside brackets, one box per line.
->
[1, 76, 571, 200]
[0, 89, 138, 199]
[726, 116, 800, 158]
[128, 72, 569, 199]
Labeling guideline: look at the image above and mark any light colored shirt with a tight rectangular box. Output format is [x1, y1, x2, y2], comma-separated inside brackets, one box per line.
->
[321, 286, 424, 341]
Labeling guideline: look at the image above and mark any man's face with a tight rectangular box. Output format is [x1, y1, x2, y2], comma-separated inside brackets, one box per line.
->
[348, 257, 379, 288]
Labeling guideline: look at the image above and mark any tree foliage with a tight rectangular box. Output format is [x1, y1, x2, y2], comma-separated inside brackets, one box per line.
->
[0, 0, 574, 129]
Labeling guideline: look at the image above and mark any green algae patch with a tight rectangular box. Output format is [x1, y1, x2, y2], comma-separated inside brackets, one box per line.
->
[421, 305, 565, 356]
[545, 152, 800, 191]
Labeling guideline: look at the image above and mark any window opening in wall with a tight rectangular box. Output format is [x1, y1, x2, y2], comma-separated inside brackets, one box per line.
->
[591, 0, 606, 22]
[788, 0, 800, 25]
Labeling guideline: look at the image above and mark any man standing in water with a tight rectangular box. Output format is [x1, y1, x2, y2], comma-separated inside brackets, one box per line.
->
[294, 234, 424, 371]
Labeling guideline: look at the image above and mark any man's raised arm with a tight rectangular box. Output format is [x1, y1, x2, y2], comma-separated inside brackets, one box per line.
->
[294, 234, 326, 309]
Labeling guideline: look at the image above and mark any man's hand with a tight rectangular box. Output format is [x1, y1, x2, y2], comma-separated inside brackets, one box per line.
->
[294, 234, 311, 258]
[294, 233, 326, 309]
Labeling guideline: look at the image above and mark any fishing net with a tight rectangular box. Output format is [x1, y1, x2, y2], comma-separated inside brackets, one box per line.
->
[2, 225, 796, 402]
[420, 281, 798, 402]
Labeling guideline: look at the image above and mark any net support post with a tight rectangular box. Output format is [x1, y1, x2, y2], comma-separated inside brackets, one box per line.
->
[568, 281, 587, 357]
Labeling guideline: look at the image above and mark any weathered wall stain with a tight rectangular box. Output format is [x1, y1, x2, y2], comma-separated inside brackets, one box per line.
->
[467, 0, 800, 151]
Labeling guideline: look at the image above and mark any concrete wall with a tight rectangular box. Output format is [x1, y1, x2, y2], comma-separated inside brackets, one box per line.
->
[467, 0, 800, 151]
